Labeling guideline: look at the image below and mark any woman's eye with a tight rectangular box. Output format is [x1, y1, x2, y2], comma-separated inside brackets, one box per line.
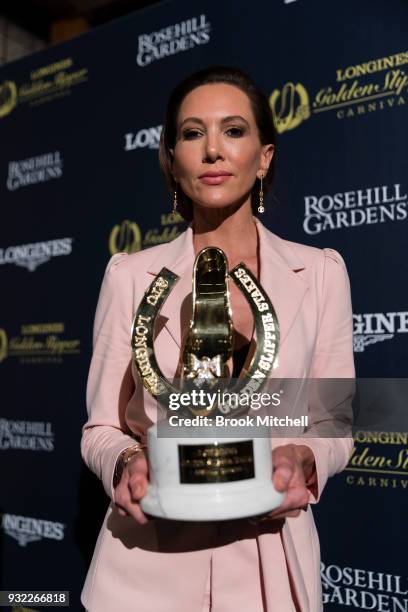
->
[182, 130, 201, 139]
[181, 126, 245, 140]
[226, 127, 244, 137]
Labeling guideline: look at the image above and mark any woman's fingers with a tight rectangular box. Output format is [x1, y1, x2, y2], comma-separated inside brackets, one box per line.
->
[114, 456, 150, 524]
[272, 460, 294, 492]
[115, 501, 149, 524]
[114, 484, 149, 524]
[272, 447, 299, 492]
[248, 445, 314, 524]
[123, 502, 149, 524]
[127, 453, 148, 478]
[128, 473, 148, 502]
[268, 485, 310, 518]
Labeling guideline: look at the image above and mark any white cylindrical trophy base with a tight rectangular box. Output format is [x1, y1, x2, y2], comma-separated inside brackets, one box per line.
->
[140, 422, 284, 521]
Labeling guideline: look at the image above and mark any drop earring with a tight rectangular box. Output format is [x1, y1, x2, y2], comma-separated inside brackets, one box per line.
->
[173, 184, 178, 214]
[258, 174, 264, 214]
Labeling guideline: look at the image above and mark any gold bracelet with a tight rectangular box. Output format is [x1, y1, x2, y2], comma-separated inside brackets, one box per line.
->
[113, 443, 147, 489]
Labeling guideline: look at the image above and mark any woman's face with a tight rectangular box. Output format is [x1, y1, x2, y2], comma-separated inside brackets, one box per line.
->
[170, 83, 274, 212]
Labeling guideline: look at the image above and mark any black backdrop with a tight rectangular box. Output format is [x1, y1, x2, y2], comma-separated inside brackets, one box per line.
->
[0, 0, 407, 609]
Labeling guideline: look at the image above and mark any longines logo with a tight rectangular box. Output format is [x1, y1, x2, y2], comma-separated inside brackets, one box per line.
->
[321, 561, 408, 608]
[353, 312, 408, 353]
[303, 183, 407, 235]
[1, 513, 65, 547]
[109, 214, 185, 254]
[137, 14, 211, 67]
[345, 431, 408, 491]
[7, 151, 63, 191]
[124, 125, 162, 151]
[0, 322, 81, 365]
[0, 237, 73, 271]
[0, 57, 88, 119]
[0, 419, 54, 451]
[270, 50, 408, 132]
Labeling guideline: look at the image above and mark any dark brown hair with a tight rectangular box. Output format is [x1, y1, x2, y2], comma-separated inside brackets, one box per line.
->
[159, 64, 277, 221]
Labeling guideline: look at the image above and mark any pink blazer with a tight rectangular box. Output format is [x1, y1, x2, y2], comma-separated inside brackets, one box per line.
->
[80, 218, 355, 612]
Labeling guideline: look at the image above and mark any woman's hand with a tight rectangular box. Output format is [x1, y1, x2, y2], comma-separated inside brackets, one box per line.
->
[258, 444, 316, 521]
[114, 452, 150, 524]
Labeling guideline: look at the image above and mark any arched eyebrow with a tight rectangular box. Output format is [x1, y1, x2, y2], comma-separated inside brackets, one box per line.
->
[179, 115, 250, 129]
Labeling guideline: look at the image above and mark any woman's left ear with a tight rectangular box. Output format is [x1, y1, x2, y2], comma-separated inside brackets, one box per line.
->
[262, 144, 275, 169]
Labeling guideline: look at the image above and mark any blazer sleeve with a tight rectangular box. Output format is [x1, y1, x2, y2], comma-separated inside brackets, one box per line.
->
[280, 247, 355, 504]
[80, 253, 141, 500]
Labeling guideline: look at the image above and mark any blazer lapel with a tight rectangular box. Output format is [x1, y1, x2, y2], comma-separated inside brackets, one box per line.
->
[255, 218, 309, 347]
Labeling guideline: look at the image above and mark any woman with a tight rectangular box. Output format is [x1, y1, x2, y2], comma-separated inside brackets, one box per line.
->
[81, 65, 354, 612]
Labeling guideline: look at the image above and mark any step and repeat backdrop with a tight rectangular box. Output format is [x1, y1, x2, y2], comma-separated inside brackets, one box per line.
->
[0, 0, 407, 609]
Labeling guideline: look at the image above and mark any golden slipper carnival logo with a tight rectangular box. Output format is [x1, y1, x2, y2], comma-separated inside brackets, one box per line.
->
[270, 50, 408, 132]
[345, 431, 408, 491]
[109, 213, 185, 255]
[269, 82, 310, 133]
[0, 323, 80, 365]
[0, 81, 18, 118]
[0, 329, 8, 362]
[0, 57, 88, 119]
[109, 220, 142, 254]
